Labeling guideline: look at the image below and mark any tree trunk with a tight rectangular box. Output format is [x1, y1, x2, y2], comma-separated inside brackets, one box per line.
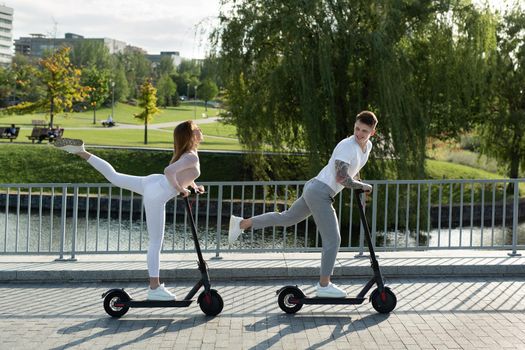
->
[49, 97, 54, 128]
[144, 119, 148, 145]
[93, 106, 97, 124]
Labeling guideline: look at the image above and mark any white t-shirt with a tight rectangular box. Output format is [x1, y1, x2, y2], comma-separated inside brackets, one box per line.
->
[315, 136, 372, 194]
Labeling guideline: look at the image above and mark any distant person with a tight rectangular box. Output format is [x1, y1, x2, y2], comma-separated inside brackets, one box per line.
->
[48, 128, 60, 142]
[37, 127, 59, 143]
[5, 124, 16, 136]
[228, 111, 378, 298]
[53, 121, 205, 301]
[103, 115, 115, 127]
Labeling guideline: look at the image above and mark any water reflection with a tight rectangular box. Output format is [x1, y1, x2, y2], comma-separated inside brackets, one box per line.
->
[0, 212, 523, 253]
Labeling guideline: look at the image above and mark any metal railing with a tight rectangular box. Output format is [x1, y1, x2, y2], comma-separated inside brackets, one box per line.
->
[1, 179, 523, 259]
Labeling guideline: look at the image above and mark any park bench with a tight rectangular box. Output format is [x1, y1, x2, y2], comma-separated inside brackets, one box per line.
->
[32, 120, 47, 127]
[27, 127, 64, 143]
[0, 127, 20, 142]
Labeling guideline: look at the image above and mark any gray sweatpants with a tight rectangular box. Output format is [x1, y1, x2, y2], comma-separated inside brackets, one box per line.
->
[251, 179, 340, 276]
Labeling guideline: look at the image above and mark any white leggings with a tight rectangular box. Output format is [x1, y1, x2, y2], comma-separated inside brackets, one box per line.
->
[87, 155, 178, 277]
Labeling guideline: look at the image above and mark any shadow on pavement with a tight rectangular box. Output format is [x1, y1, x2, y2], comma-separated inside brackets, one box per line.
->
[53, 316, 214, 350]
[244, 313, 390, 350]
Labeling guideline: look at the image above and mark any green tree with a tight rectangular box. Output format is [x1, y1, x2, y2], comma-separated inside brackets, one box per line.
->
[134, 79, 160, 144]
[5, 47, 86, 127]
[0, 66, 14, 107]
[82, 65, 110, 124]
[200, 55, 221, 83]
[70, 40, 112, 70]
[478, 8, 525, 179]
[198, 78, 218, 111]
[176, 60, 202, 98]
[111, 64, 130, 102]
[157, 55, 175, 78]
[115, 49, 152, 99]
[215, 0, 496, 179]
[1, 55, 45, 107]
[178, 59, 201, 77]
[156, 74, 177, 107]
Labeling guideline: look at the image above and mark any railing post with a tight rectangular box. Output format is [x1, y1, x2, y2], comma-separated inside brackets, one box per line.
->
[213, 185, 223, 259]
[55, 186, 67, 261]
[70, 186, 78, 261]
[508, 179, 522, 257]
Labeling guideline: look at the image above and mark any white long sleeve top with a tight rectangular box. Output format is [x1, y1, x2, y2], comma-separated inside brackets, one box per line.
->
[163, 151, 201, 193]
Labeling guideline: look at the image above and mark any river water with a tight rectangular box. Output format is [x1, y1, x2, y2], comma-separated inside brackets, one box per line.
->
[1, 212, 523, 253]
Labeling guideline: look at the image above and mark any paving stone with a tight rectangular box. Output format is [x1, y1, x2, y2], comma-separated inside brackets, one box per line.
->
[0, 277, 524, 349]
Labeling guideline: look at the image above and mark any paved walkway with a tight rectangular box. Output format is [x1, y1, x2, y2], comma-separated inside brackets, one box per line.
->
[0, 276, 524, 349]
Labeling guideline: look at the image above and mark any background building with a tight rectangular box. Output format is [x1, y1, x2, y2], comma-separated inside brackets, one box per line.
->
[14, 32, 126, 58]
[0, 4, 13, 66]
[147, 51, 182, 68]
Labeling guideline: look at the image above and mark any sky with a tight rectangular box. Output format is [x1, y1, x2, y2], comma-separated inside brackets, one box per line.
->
[5, 0, 523, 60]
[7, 0, 222, 59]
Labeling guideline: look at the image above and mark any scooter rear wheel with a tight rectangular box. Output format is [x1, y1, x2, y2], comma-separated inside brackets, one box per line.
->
[198, 289, 224, 316]
[370, 287, 396, 314]
[103, 290, 130, 318]
[277, 287, 304, 314]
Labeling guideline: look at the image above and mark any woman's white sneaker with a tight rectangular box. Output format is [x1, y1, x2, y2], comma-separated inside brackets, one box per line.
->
[228, 215, 244, 243]
[316, 282, 347, 298]
[147, 283, 176, 301]
[53, 138, 85, 153]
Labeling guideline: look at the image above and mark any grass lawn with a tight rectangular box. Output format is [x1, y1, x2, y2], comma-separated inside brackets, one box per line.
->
[427, 138, 501, 174]
[0, 102, 223, 128]
[426, 159, 525, 193]
[0, 102, 241, 150]
[165, 122, 238, 139]
[6, 127, 241, 150]
[425, 159, 506, 180]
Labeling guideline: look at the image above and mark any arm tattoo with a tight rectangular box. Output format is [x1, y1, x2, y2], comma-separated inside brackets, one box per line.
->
[334, 160, 369, 190]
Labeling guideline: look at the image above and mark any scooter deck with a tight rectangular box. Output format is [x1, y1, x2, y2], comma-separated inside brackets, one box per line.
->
[121, 299, 194, 308]
[293, 297, 366, 305]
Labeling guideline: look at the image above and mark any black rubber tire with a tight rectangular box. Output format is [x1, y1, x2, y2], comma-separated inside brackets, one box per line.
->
[370, 287, 397, 314]
[277, 287, 304, 314]
[198, 289, 224, 316]
[103, 290, 130, 318]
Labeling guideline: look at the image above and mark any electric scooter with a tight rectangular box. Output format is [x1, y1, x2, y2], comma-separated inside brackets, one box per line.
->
[102, 193, 224, 317]
[276, 189, 397, 314]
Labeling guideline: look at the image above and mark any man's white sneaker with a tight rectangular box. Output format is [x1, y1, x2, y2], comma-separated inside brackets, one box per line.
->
[53, 138, 85, 153]
[147, 283, 176, 301]
[316, 282, 347, 298]
[228, 215, 244, 243]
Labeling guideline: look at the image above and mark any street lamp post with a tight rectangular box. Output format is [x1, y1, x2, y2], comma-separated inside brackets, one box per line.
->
[111, 81, 115, 120]
[194, 85, 198, 119]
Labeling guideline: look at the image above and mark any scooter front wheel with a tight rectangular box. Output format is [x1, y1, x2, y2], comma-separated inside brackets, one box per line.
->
[198, 289, 224, 316]
[370, 287, 397, 314]
[103, 290, 130, 318]
[277, 286, 304, 314]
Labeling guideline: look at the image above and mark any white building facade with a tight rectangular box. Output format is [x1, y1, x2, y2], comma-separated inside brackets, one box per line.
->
[0, 5, 13, 66]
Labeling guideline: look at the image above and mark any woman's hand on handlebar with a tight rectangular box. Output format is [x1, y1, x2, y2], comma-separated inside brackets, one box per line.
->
[194, 185, 205, 194]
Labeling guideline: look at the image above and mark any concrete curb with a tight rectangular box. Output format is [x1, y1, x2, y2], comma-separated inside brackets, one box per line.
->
[2, 264, 525, 283]
[1, 251, 523, 282]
